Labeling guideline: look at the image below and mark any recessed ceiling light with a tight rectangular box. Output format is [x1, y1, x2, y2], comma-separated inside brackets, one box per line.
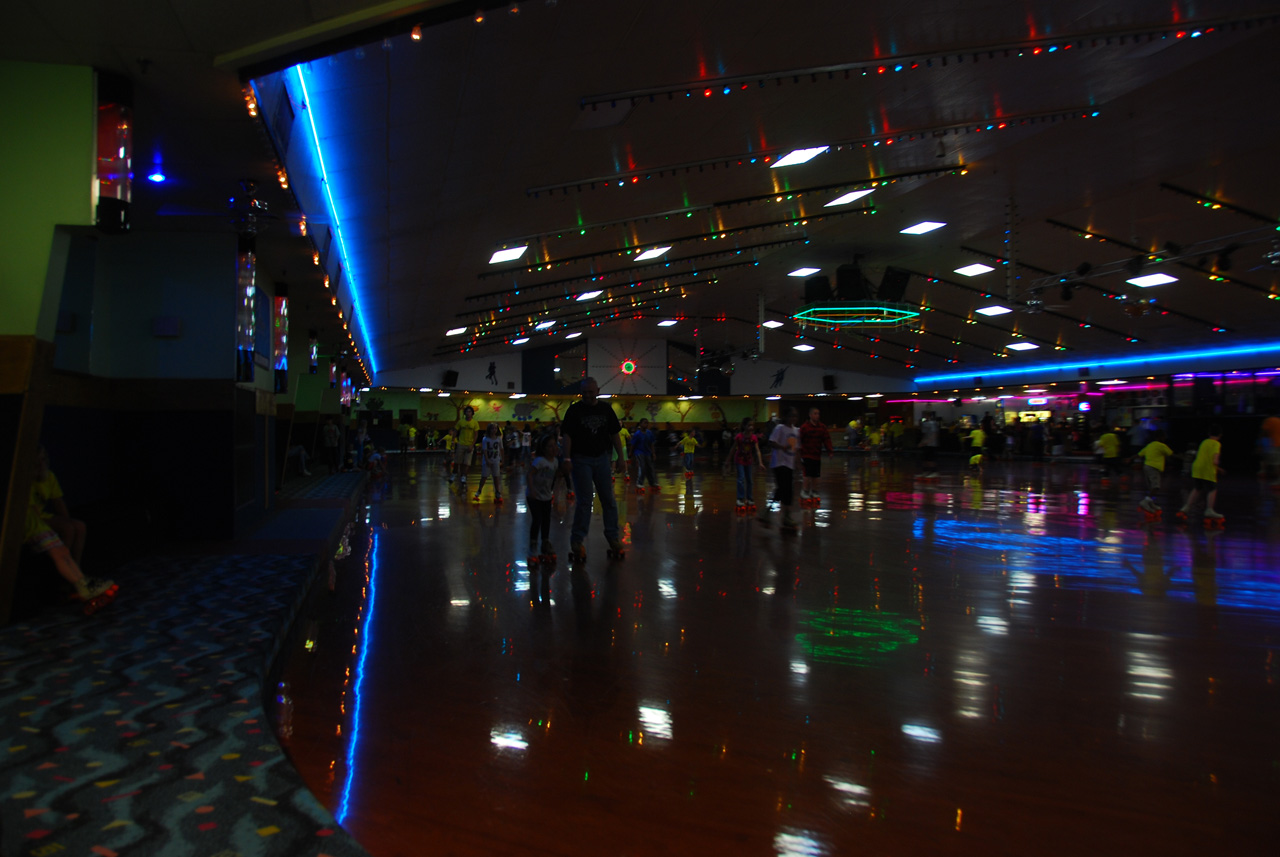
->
[657, 319, 677, 327]
[534, 320, 556, 330]
[825, 189, 874, 207]
[437, 391, 450, 397]
[771, 146, 829, 168]
[766, 395, 781, 400]
[446, 326, 467, 336]
[1127, 273, 1177, 287]
[976, 305, 1012, 316]
[512, 337, 530, 345]
[509, 393, 525, 399]
[634, 246, 672, 262]
[597, 394, 612, 398]
[955, 263, 995, 277]
[489, 245, 528, 264]
[788, 267, 821, 277]
[1007, 342, 1039, 351]
[762, 320, 784, 329]
[564, 332, 581, 339]
[575, 290, 603, 301]
[1025, 388, 1047, 393]
[793, 343, 815, 352]
[865, 393, 884, 398]
[848, 396, 864, 401]
[900, 221, 946, 234]
[1098, 379, 1126, 385]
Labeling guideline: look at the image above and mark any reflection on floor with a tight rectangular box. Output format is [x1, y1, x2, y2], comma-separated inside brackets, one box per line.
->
[275, 455, 1280, 856]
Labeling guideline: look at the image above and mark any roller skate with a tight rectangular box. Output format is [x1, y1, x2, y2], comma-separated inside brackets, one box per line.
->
[472, 492, 482, 503]
[569, 541, 587, 565]
[567, 490, 575, 501]
[494, 495, 504, 505]
[1204, 509, 1226, 529]
[606, 537, 627, 560]
[747, 501, 757, 514]
[736, 499, 747, 515]
[684, 470, 694, 481]
[77, 578, 118, 615]
[650, 485, 661, 493]
[1138, 497, 1162, 522]
[636, 486, 646, 495]
[527, 541, 541, 569]
[538, 540, 557, 573]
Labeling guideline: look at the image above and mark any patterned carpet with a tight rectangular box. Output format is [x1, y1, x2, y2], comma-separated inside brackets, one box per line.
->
[0, 553, 369, 857]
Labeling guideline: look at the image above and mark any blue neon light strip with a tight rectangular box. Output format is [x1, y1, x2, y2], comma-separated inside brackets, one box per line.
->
[915, 341, 1280, 386]
[336, 531, 379, 824]
[287, 66, 379, 376]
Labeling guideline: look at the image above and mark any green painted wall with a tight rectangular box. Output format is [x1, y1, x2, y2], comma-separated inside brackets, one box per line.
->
[0, 62, 95, 337]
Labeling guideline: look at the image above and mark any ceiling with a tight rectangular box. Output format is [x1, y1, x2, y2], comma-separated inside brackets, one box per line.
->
[6, 1, 1280, 387]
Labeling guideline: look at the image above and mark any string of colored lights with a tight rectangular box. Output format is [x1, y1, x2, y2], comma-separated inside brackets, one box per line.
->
[465, 279, 715, 337]
[957, 245, 1215, 331]
[461, 277, 716, 323]
[526, 109, 1065, 195]
[477, 236, 803, 282]
[290, 65, 380, 377]
[901, 272, 1075, 349]
[914, 340, 1280, 386]
[484, 210, 865, 276]
[578, 15, 1271, 109]
[1159, 182, 1280, 226]
[466, 259, 758, 306]
[1044, 219, 1273, 296]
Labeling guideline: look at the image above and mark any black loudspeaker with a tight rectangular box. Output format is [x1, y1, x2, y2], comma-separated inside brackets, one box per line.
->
[836, 264, 876, 300]
[804, 275, 832, 302]
[442, 369, 459, 387]
[822, 374, 837, 391]
[878, 267, 911, 302]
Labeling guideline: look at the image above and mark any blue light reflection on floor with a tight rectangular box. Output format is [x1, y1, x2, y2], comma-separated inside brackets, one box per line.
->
[336, 531, 379, 824]
[914, 518, 1280, 612]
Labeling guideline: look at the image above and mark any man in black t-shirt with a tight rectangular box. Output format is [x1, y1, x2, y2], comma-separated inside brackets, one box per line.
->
[561, 376, 625, 559]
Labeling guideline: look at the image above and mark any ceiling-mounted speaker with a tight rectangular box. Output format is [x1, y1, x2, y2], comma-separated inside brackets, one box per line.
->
[804, 275, 832, 302]
[836, 263, 876, 300]
[822, 374, 837, 391]
[878, 267, 911, 302]
[442, 369, 459, 387]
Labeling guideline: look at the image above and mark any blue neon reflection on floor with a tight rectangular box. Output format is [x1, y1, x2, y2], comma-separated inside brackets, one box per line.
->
[336, 531, 379, 824]
[914, 518, 1280, 612]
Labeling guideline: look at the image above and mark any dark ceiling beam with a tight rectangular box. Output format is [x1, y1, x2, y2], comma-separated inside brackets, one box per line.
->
[579, 14, 1279, 109]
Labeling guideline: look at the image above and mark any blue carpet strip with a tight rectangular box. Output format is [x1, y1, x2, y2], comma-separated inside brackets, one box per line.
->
[0, 554, 369, 857]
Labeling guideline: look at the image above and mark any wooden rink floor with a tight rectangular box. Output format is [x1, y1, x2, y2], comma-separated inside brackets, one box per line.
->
[273, 452, 1280, 856]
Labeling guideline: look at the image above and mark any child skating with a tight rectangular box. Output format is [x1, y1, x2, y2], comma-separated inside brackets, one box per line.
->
[1178, 424, 1225, 526]
[474, 423, 505, 503]
[1135, 430, 1174, 519]
[526, 434, 561, 580]
[679, 430, 702, 480]
[764, 408, 800, 530]
[732, 417, 764, 513]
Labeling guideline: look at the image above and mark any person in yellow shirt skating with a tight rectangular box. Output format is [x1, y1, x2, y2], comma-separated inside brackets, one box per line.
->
[1134, 431, 1175, 518]
[679, 430, 702, 480]
[1177, 424, 1225, 526]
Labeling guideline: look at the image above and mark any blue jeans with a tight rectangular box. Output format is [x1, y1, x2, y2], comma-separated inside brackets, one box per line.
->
[736, 464, 755, 501]
[571, 452, 619, 546]
[635, 453, 656, 487]
[683, 452, 694, 470]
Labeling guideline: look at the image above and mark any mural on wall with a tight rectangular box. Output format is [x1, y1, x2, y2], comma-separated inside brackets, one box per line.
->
[588, 338, 666, 395]
[406, 393, 764, 427]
